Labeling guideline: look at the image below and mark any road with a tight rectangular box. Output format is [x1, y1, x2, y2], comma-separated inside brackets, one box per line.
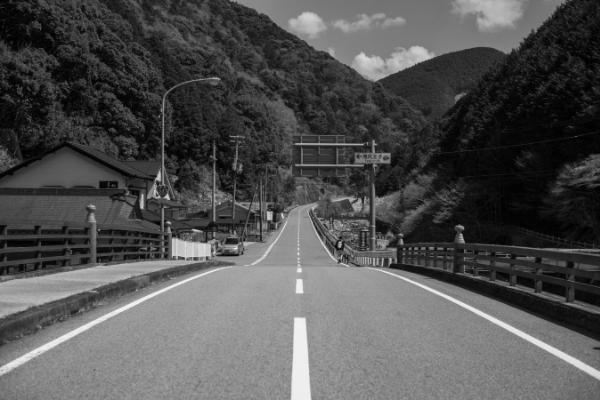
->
[0, 205, 599, 399]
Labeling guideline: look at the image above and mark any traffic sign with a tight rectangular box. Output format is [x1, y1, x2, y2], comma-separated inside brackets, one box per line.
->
[354, 153, 391, 164]
[156, 184, 168, 198]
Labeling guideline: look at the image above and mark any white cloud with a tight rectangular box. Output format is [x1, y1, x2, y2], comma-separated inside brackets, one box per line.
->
[327, 47, 336, 57]
[332, 13, 406, 33]
[351, 46, 435, 81]
[288, 11, 327, 39]
[452, 0, 527, 32]
[381, 16, 407, 28]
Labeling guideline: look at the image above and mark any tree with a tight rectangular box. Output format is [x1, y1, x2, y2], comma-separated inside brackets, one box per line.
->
[544, 155, 600, 241]
[0, 145, 17, 172]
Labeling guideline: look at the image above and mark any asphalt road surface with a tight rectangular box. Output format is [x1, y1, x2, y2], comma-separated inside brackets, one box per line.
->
[1, 205, 599, 399]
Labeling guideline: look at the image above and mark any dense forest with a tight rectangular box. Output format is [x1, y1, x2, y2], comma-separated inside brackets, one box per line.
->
[379, 47, 505, 121]
[0, 0, 425, 204]
[392, 0, 600, 243]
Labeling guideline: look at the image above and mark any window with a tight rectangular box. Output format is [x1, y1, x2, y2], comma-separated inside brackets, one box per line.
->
[99, 181, 118, 188]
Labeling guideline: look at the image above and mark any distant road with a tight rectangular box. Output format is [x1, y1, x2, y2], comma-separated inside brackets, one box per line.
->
[1, 206, 599, 399]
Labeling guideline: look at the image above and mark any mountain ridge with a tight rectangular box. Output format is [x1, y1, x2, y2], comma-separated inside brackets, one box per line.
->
[379, 47, 505, 120]
[0, 0, 425, 202]
[394, 0, 600, 243]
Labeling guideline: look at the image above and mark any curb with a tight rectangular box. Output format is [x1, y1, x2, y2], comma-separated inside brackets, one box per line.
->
[0, 260, 233, 345]
[390, 263, 600, 337]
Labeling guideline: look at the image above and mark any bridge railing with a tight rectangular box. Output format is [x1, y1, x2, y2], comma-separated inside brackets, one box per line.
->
[0, 204, 167, 276]
[308, 208, 395, 266]
[397, 226, 600, 304]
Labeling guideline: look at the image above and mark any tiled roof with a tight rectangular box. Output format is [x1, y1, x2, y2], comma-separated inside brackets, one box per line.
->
[0, 190, 159, 232]
[0, 142, 153, 181]
[124, 160, 161, 178]
[66, 142, 149, 178]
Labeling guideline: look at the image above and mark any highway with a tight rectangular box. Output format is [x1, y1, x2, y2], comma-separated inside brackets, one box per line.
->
[0, 206, 599, 399]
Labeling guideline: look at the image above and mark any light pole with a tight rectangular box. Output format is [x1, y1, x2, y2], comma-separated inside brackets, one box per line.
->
[160, 77, 221, 236]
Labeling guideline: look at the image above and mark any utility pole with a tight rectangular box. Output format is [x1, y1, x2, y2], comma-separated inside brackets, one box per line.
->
[264, 164, 269, 223]
[229, 135, 243, 235]
[211, 140, 217, 239]
[369, 139, 377, 251]
[259, 177, 263, 242]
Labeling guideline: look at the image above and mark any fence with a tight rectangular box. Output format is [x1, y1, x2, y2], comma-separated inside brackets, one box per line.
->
[397, 225, 600, 304]
[0, 204, 167, 275]
[309, 209, 395, 266]
[170, 238, 212, 261]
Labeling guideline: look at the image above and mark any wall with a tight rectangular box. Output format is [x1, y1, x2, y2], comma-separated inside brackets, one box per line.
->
[0, 148, 126, 189]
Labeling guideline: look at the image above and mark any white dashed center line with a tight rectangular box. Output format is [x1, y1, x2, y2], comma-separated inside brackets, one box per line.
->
[291, 317, 312, 400]
[296, 279, 304, 294]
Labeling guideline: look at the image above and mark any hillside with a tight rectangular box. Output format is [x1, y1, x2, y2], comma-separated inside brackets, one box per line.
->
[393, 0, 600, 243]
[379, 47, 505, 120]
[0, 0, 425, 202]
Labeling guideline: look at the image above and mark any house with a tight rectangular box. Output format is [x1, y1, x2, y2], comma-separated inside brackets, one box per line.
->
[0, 142, 180, 229]
[0, 142, 175, 210]
[197, 200, 260, 235]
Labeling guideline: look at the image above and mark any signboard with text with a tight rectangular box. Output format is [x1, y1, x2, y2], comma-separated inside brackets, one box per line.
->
[354, 153, 391, 165]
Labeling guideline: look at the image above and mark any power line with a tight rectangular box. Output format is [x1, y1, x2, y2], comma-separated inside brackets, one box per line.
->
[457, 170, 558, 180]
[435, 130, 600, 156]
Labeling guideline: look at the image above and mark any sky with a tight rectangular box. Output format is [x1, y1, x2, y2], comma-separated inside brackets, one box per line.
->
[235, 0, 566, 80]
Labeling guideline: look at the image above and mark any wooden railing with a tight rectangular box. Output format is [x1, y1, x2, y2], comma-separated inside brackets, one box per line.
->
[309, 209, 395, 266]
[0, 205, 166, 276]
[397, 234, 600, 304]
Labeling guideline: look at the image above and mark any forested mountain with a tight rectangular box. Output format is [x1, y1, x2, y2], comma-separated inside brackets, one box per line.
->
[394, 0, 600, 243]
[379, 47, 505, 120]
[0, 0, 425, 202]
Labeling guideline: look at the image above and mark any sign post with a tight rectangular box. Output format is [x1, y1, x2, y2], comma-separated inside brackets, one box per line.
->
[293, 136, 391, 252]
[369, 141, 377, 251]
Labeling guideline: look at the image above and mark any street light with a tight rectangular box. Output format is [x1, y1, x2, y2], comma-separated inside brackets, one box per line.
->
[160, 77, 221, 235]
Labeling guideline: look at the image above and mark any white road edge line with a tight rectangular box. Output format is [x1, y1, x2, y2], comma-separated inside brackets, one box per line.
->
[248, 214, 291, 266]
[306, 208, 339, 264]
[0, 267, 232, 378]
[296, 279, 304, 294]
[291, 317, 312, 400]
[368, 267, 600, 381]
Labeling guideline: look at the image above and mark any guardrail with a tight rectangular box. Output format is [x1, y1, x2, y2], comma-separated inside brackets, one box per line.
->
[0, 204, 166, 276]
[397, 226, 600, 304]
[309, 209, 395, 266]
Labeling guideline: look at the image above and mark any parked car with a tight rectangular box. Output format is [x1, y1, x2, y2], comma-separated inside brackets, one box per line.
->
[219, 236, 245, 256]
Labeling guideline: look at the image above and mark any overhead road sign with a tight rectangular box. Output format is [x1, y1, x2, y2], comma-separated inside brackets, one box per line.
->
[354, 153, 391, 165]
[293, 135, 350, 177]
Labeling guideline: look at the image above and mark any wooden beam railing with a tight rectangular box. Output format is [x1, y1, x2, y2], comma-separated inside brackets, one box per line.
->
[397, 226, 600, 304]
[0, 205, 167, 276]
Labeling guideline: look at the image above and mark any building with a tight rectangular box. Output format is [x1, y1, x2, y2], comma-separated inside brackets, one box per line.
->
[0, 142, 177, 229]
[0, 142, 175, 210]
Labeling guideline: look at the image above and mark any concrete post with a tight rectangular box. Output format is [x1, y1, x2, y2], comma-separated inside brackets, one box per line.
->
[86, 204, 97, 265]
[453, 224, 465, 273]
[166, 221, 173, 260]
[397, 233, 404, 264]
